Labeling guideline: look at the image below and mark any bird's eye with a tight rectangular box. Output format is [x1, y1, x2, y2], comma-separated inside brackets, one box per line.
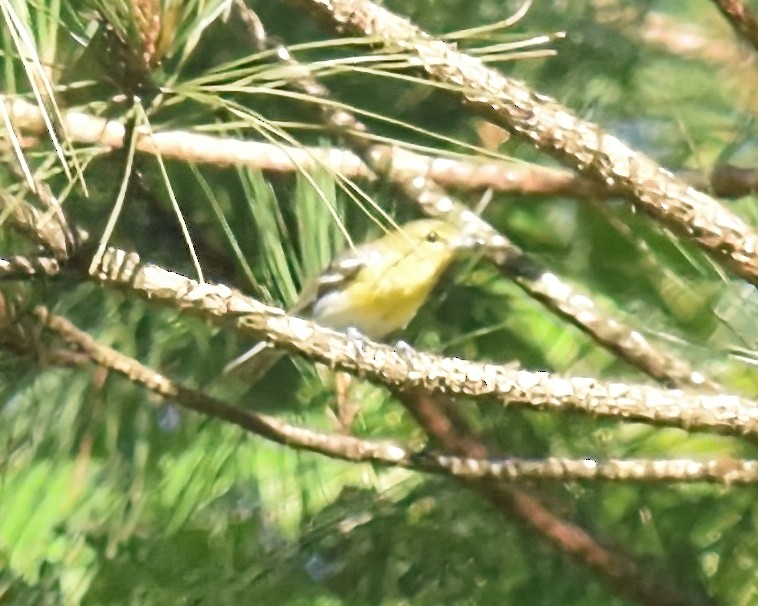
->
[425, 231, 440, 243]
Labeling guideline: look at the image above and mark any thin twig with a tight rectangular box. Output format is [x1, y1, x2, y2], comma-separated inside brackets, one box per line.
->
[401, 392, 709, 606]
[32, 305, 416, 466]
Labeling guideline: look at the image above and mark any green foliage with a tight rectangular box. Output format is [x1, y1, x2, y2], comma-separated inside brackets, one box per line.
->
[1, 0, 757, 605]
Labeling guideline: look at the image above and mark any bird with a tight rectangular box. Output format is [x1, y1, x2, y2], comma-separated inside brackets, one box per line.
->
[224, 218, 476, 383]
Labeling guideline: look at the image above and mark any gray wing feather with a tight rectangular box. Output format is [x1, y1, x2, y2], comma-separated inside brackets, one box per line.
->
[224, 244, 371, 383]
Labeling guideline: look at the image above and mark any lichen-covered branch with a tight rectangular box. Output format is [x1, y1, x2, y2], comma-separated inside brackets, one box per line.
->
[33, 305, 414, 465]
[401, 393, 701, 606]
[6, 95, 758, 201]
[287, 0, 758, 285]
[29, 305, 756, 489]
[13, 301, 714, 606]
[89, 246, 758, 438]
[240, 18, 711, 390]
[2, 94, 592, 196]
[422, 453, 758, 484]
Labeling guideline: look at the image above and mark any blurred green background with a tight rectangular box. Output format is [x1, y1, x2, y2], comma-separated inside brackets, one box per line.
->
[1, 1, 757, 604]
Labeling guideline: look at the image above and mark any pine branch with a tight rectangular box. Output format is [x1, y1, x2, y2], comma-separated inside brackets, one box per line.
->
[286, 0, 758, 284]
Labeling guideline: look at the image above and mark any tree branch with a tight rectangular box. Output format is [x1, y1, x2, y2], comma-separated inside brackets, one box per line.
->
[712, 0, 758, 54]
[236, 14, 713, 390]
[286, 0, 758, 284]
[86, 246, 758, 439]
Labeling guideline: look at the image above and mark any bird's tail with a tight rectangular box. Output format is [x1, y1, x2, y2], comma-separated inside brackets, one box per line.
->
[223, 341, 286, 384]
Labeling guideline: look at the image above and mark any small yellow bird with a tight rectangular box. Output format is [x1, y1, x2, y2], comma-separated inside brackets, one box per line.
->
[225, 218, 476, 382]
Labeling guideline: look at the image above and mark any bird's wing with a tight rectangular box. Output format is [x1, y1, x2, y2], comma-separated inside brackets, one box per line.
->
[224, 246, 372, 382]
[290, 244, 373, 316]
